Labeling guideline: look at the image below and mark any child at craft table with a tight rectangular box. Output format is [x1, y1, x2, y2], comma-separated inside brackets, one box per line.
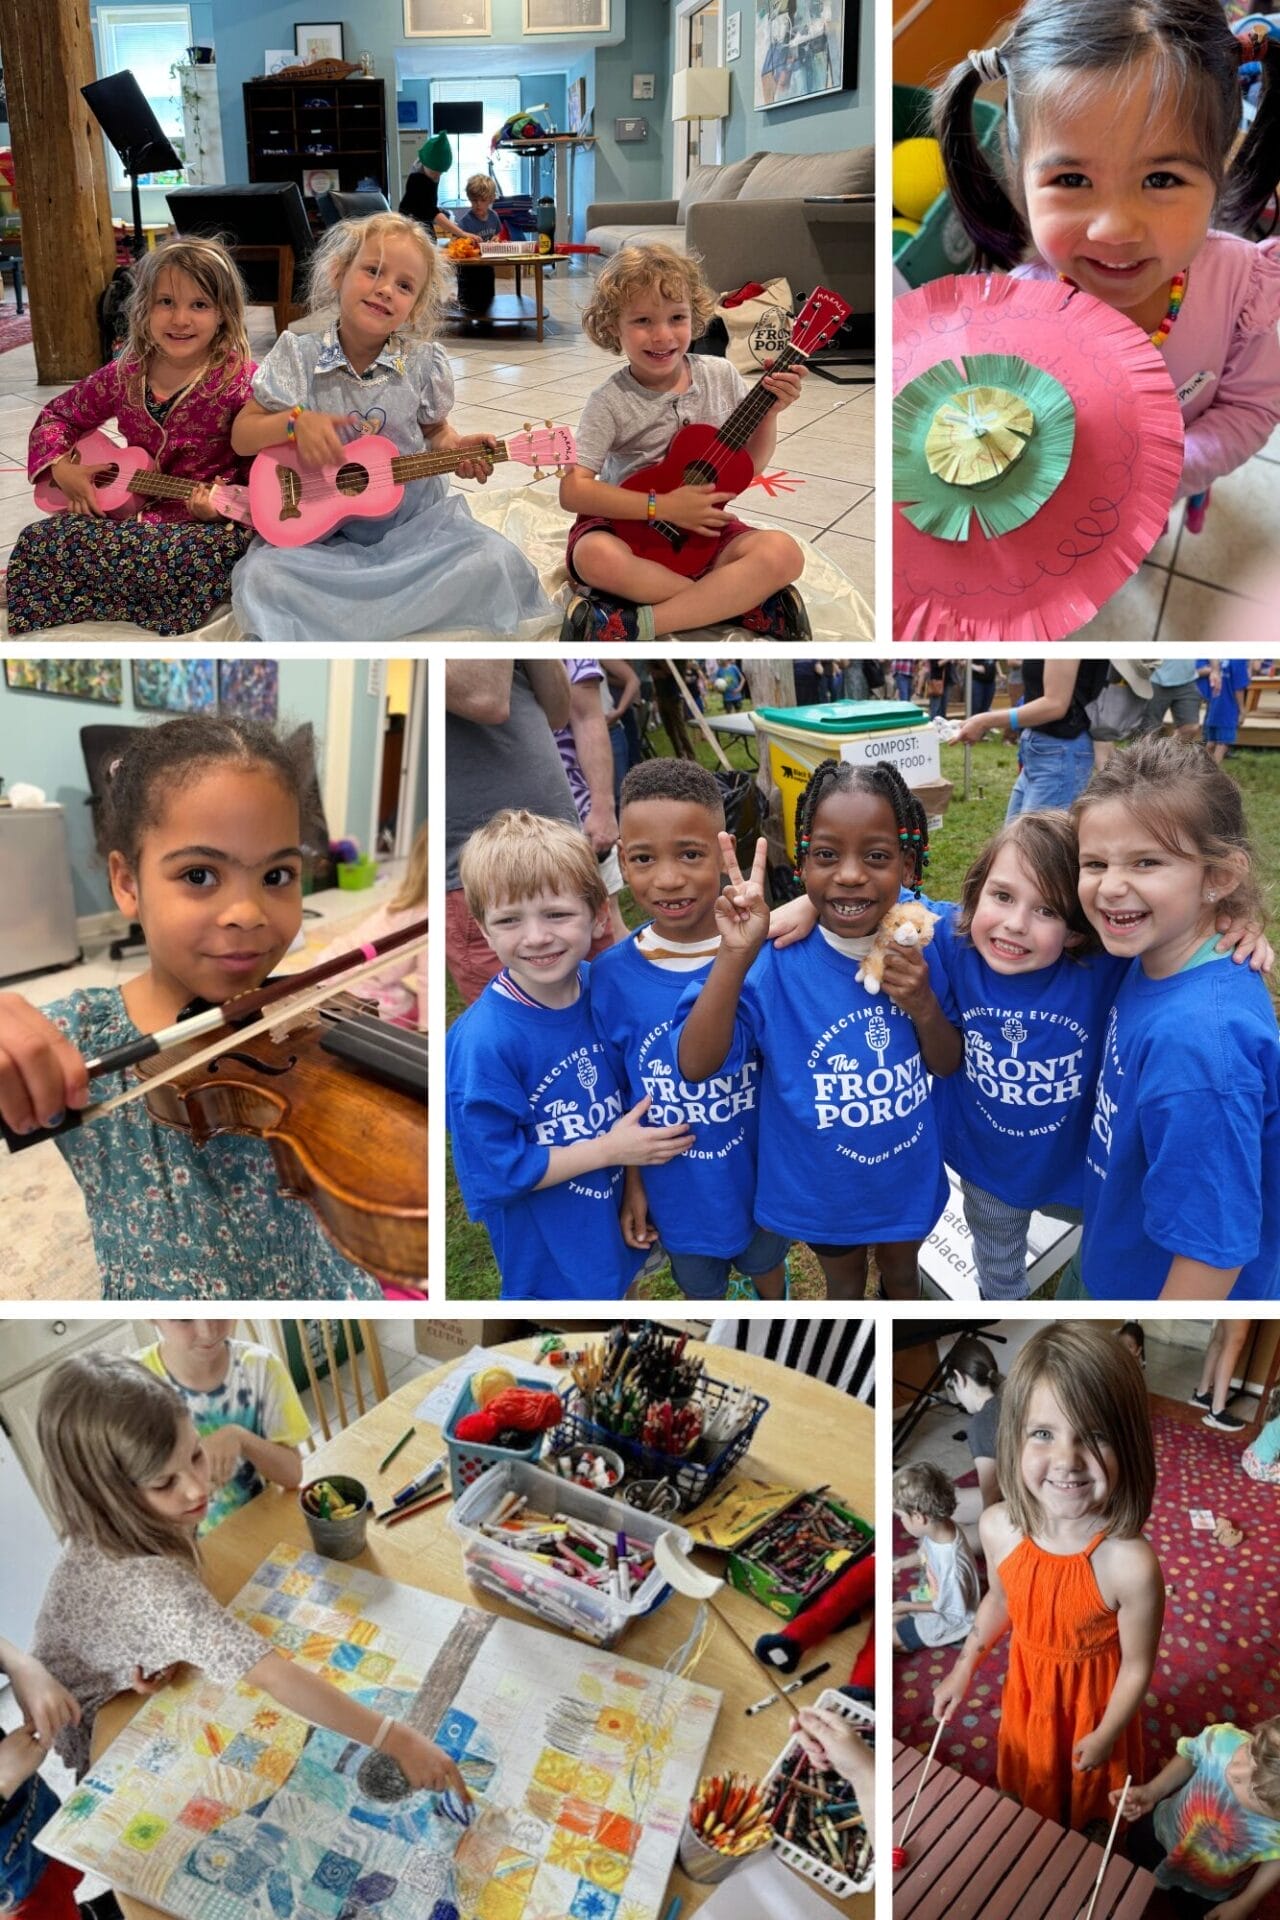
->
[1117, 1716, 1280, 1918]
[134, 1320, 309, 1535]
[445, 809, 695, 1297]
[29, 1353, 467, 1801]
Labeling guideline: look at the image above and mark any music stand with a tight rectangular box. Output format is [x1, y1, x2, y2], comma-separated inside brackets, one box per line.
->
[82, 72, 181, 258]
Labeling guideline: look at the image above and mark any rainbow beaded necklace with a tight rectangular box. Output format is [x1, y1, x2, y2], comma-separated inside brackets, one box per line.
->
[1058, 268, 1188, 346]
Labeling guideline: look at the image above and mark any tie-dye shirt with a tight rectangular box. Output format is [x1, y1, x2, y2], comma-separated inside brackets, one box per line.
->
[1152, 1724, 1280, 1899]
[137, 1339, 310, 1534]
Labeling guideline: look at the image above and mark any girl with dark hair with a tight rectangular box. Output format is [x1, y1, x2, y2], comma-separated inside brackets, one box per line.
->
[676, 759, 960, 1298]
[932, 0, 1280, 503]
[0, 716, 382, 1299]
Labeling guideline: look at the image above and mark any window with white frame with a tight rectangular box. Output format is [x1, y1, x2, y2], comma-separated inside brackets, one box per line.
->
[94, 3, 192, 188]
[428, 77, 522, 207]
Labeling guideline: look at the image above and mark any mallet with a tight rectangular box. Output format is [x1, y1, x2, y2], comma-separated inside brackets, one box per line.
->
[891, 1710, 949, 1869]
[1077, 1774, 1131, 1920]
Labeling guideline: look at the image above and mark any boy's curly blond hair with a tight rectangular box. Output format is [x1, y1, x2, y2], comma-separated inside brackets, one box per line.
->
[892, 1461, 958, 1522]
[466, 173, 497, 204]
[460, 809, 606, 923]
[307, 211, 455, 342]
[582, 244, 717, 354]
[1250, 1718, 1280, 1817]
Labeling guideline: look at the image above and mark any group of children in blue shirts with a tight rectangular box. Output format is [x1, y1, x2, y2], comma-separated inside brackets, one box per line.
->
[446, 738, 1280, 1302]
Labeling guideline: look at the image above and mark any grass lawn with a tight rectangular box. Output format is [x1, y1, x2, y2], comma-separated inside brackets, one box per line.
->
[445, 710, 1280, 1300]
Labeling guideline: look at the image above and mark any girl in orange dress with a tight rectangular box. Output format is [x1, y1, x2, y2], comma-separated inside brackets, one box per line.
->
[934, 1323, 1164, 1830]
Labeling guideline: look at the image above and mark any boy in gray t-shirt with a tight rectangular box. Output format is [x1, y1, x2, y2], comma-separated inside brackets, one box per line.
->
[558, 243, 811, 643]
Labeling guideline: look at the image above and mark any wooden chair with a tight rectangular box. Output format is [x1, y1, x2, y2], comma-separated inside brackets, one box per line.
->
[225, 242, 305, 335]
[245, 1319, 389, 1447]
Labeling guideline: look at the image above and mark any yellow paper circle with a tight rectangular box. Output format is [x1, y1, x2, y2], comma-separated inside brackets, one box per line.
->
[924, 384, 1035, 489]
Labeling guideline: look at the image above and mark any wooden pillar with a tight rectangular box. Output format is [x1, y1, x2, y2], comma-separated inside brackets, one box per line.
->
[0, 0, 117, 380]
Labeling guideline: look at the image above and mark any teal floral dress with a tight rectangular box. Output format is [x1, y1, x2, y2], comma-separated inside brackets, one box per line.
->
[48, 989, 382, 1300]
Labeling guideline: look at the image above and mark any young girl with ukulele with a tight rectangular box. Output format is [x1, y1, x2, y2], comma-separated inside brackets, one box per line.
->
[230, 211, 552, 642]
[7, 238, 253, 634]
[0, 715, 383, 1300]
[560, 243, 809, 642]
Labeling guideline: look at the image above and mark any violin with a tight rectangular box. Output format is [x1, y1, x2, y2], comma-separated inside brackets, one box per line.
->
[133, 995, 427, 1284]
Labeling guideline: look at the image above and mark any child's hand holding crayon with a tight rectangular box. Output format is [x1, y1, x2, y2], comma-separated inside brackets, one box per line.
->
[714, 833, 770, 958]
[383, 1723, 470, 1799]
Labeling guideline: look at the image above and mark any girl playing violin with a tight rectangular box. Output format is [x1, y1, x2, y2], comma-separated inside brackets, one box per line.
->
[0, 715, 381, 1301]
[6, 238, 253, 635]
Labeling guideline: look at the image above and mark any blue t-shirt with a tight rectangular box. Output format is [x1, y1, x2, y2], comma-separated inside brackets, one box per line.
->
[929, 912, 1127, 1208]
[1082, 958, 1280, 1299]
[456, 206, 502, 237]
[445, 968, 644, 1299]
[675, 927, 949, 1244]
[589, 933, 761, 1258]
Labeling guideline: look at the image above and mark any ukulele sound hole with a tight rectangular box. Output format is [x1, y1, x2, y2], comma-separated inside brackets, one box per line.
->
[93, 466, 120, 490]
[211, 1050, 298, 1078]
[683, 460, 719, 487]
[336, 463, 370, 499]
[276, 467, 302, 521]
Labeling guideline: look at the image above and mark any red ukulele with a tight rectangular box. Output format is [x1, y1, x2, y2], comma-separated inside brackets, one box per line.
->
[33, 429, 251, 524]
[611, 286, 852, 576]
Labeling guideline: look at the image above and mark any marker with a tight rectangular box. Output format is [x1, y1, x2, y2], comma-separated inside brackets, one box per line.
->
[378, 1427, 415, 1473]
[661, 1897, 683, 1920]
[392, 1455, 447, 1506]
[744, 1661, 832, 1715]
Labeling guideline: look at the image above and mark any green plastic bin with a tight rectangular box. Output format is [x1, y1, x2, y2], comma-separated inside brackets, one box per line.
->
[893, 83, 1003, 287]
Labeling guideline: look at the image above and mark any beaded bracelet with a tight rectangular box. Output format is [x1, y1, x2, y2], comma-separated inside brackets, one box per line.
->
[284, 405, 306, 442]
[646, 489, 658, 522]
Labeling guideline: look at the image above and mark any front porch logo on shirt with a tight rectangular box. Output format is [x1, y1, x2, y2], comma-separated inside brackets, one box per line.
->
[962, 1004, 1089, 1135]
[807, 1005, 928, 1135]
[637, 1020, 760, 1128]
[1088, 1005, 1123, 1171]
[530, 1044, 624, 1143]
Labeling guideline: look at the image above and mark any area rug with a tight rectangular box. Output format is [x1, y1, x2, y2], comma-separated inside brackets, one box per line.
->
[0, 307, 31, 354]
[894, 1403, 1279, 1787]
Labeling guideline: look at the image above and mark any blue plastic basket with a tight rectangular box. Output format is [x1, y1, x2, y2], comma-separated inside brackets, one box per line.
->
[550, 1375, 768, 1513]
[444, 1372, 560, 1500]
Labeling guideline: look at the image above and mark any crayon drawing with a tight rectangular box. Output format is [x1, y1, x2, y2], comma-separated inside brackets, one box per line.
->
[37, 1544, 719, 1920]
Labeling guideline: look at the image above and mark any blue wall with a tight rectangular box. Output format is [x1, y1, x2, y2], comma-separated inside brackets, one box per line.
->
[0, 660, 339, 915]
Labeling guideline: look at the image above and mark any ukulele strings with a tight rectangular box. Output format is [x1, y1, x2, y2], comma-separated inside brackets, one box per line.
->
[655, 340, 810, 538]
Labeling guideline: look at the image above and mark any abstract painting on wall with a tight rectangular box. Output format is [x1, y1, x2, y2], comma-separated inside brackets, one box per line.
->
[132, 660, 217, 714]
[218, 660, 279, 722]
[754, 0, 855, 108]
[4, 659, 122, 703]
[38, 1545, 720, 1920]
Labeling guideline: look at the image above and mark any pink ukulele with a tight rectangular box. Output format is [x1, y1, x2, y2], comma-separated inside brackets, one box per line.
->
[33, 430, 251, 524]
[247, 422, 576, 548]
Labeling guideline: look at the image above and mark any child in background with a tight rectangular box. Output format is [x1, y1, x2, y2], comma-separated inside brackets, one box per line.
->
[0, 1635, 94, 1919]
[1198, 659, 1252, 765]
[230, 212, 552, 643]
[1242, 1387, 1280, 1486]
[0, 715, 381, 1300]
[314, 820, 428, 1028]
[935, 1324, 1163, 1832]
[941, 1335, 1003, 1531]
[456, 173, 504, 239]
[396, 131, 468, 239]
[445, 810, 693, 1299]
[891, 1461, 981, 1652]
[559, 244, 810, 643]
[1073, 738, 1280, 1301]
[934, 2, 1280, 507]
[1118, 1716, 1280, 1917]
[7, 238, 252, 635]
[1118, 1323, 1147, 1367]
[676, 760, 959, 1299]
[589, 759, 788, 1300]
[135, 1321, 308, 1535]
[31, 1354, 466, 1801]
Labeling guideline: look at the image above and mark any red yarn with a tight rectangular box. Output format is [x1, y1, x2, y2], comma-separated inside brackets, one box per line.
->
[454, 1388, 563, 1443]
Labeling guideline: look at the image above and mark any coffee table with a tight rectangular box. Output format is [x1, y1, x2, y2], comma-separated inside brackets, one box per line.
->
[452, 250, 572, 341]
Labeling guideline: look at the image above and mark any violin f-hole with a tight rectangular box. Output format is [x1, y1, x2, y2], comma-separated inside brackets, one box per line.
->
[211, 1049, 298, 1077]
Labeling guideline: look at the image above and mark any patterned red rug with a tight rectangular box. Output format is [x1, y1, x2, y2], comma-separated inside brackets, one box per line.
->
[895, 1400, 1280, 1907]
[0, 307, 32, 354]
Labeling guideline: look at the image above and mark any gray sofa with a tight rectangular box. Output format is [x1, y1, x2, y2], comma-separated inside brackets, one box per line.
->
[584, 148, 873, 312]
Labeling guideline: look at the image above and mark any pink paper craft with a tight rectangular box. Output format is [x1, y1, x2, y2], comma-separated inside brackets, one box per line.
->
[893, 274, 1184, 642]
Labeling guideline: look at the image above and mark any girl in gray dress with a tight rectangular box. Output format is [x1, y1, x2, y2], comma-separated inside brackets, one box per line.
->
[231, 212, 554, 642]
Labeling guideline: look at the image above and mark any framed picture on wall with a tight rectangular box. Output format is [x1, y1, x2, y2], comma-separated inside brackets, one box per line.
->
[403, 0, 491, 35]
[754, 0, 856, 109]
[131, 661, 216, 713]
[294, 22, 345, 63]
[523, 0, 609, 34]
[219, 660, 279, 722]
[4, 660, 122, 703]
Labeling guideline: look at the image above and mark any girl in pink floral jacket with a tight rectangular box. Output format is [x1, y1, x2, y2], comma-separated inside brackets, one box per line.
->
[8, 238, 253, 635]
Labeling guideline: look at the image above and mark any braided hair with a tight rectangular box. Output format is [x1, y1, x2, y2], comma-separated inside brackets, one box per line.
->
[793, 758, 930, 893]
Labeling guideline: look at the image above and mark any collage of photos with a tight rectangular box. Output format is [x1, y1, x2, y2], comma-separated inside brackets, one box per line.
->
[2, 1, 1280, 1918]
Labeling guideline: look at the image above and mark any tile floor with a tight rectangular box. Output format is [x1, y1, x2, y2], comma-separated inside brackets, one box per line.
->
[0, 263, 875, 611]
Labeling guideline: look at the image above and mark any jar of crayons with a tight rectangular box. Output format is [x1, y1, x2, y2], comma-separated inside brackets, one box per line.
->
[679, 1771, 772, 1883]
[300, 1476, 370, 1560]
[762, 1688, 875, 1896]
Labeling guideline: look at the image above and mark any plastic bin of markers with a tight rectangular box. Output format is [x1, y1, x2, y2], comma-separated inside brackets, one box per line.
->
[550, 1376, 769, 1512]
[763, 1688, 876, 1897]
[443, 1374, 560, 1501]
[726, 1495, 874, 1621]
[449, 1458, 692, 1648]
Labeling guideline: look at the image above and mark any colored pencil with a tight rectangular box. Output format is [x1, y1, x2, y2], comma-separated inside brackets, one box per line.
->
[378, 1427, 415, 1473]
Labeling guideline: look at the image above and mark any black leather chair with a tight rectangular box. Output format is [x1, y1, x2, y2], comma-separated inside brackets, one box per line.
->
[315, 187, 391, 228]
[80, 724, 147, 960]
[167, 183, 315, 333]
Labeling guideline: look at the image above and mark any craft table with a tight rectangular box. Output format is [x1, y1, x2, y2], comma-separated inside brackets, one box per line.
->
[448, 249, 572, 341]
[95, 1336, 874, 1918]
[892, 1739, 1156, 1919]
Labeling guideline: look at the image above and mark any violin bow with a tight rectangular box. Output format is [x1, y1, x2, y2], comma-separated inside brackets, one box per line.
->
[1, 921, 427, 1153]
